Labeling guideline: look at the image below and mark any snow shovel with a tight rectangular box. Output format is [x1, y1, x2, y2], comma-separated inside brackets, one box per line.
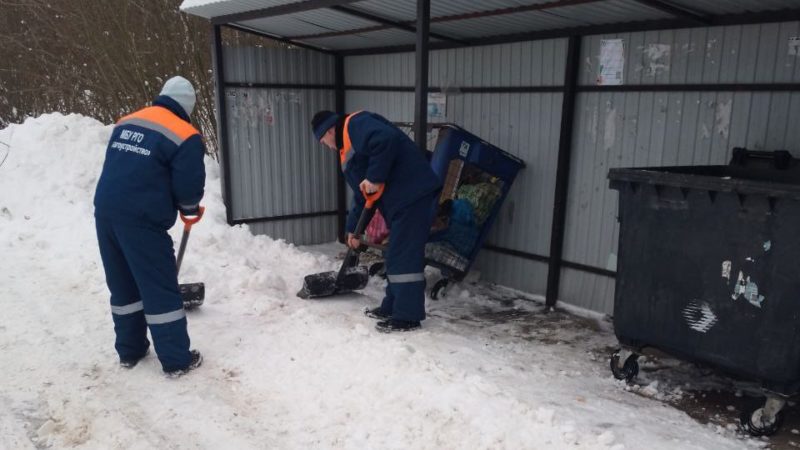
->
[177, 206, 205, 310]
[297, 185, 384, 299]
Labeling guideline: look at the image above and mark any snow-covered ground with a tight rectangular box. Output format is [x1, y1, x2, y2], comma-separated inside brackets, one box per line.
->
[0, 113, 761, 449]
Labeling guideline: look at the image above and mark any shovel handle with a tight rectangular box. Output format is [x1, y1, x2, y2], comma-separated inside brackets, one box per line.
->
[336, 185, 385, 282]
[361, 184, 384, 209]
[180, 206, 205, 231]
[350, 184, 385, 243]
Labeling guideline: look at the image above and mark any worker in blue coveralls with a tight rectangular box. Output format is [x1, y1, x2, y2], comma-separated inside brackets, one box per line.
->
[311, 110, 441, 333]
[94, 76, 204, 376]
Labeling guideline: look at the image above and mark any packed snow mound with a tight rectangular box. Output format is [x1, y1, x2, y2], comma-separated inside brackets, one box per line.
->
[0, 114, 758, 449]
[0, 113, 329, 304]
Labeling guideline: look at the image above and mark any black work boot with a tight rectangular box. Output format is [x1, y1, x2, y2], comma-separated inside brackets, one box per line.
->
[364, 307, 391, 320]
[164, 350, 203, 378]
[375, 319, 421, 333]
[120, 348, 150, 369]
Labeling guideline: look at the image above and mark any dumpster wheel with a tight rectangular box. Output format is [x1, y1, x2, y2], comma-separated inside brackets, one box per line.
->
[740, 397, 786, 437]
[610, 350, 639, 382]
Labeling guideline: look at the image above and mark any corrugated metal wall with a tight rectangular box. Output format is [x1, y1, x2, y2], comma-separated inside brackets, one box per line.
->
[345, 41, 567, 296]
[346, 41, 566, 87]
[222, 21, 800, 314]
[222, 46, 339, 245]
[564, 21, 800, 313]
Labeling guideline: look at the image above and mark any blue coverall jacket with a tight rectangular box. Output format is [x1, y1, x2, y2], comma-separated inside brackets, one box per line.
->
[94, 95, 205, 371]
[338, 111, 441, 322]
[340, 111, 440, 232]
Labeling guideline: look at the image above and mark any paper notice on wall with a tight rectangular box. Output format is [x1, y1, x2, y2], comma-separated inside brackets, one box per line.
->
[427, 93, 446, 120]
[789, 36, 800, 56]
[597, 39, 625, 85]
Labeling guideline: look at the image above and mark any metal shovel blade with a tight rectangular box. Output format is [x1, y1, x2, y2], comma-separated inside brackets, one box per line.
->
[296, 266, 369, 299]
[180, 282, 205, 309]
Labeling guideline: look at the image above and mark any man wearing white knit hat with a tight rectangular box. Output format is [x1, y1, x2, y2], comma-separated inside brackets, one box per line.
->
[94, 76, 206, 377]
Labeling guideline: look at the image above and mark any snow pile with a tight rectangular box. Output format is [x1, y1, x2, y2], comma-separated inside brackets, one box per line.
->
[0, 113, 759, 449]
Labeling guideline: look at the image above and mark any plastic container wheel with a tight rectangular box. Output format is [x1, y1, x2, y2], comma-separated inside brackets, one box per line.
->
[740, 404, 785, 437]
[430, 279, 449, 300]
[610, 351, 639, 382]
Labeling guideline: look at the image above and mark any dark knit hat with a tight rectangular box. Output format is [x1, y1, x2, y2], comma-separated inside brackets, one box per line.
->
[311, 110, 341, 141]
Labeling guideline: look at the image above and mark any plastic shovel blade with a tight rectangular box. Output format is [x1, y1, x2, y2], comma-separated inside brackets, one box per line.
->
[180, 282, 205, 309]
[296, 266, 369, 299]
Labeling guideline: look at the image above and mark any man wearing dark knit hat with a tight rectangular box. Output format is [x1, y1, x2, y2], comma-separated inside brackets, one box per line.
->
[311, 110, 441, 332]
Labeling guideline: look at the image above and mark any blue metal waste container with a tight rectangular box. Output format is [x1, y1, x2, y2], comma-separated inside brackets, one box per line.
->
[363, 124, 525, 299]
[424, 125, 525, 298]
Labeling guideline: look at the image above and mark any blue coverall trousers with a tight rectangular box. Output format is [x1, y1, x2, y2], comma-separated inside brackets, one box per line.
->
[96, 218, 191, 371]
[379, 193, 437, 322]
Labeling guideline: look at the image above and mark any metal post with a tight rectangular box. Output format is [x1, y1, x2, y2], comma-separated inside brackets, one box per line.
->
[413, 0, 430, 150]
[211, 24, 234, 225]
[334, 54, 347, 243]
[545, 35, 582, 308]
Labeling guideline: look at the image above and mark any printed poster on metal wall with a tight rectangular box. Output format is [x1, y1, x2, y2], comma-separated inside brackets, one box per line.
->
[598, 39, 625, 86]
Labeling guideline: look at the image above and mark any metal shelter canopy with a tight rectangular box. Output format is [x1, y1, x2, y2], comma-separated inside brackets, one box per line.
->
[181, 0, 800, 54]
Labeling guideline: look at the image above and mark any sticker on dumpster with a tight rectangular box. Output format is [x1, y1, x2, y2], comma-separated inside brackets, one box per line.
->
[790, 37, 800, 56]
[459, 141, 470, 158]
[731, 271, 765, 308]
[721, 261, 731, 282]
[682, 300, 718, 333]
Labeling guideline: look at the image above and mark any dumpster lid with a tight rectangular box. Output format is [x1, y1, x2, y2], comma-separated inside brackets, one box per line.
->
[608, 165, 800, 201]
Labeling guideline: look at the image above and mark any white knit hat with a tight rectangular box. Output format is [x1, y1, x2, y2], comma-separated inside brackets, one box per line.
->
[160, 76, 196, 116]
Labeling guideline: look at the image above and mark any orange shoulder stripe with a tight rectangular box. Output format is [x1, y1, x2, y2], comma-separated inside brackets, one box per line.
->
[117, 106, 199, 144]
[339, 111, 363, 167]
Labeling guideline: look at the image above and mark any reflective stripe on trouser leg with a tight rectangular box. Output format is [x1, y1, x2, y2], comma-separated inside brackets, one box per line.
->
[145, 309, 186, 325]
[112, 221, 191, 372]
[379, 273, 425, 315]
[96, 218, 150, 361]
[111, 301, 143, 315]
[384, 193, 436, 322]
[387, 273, 425, 283]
